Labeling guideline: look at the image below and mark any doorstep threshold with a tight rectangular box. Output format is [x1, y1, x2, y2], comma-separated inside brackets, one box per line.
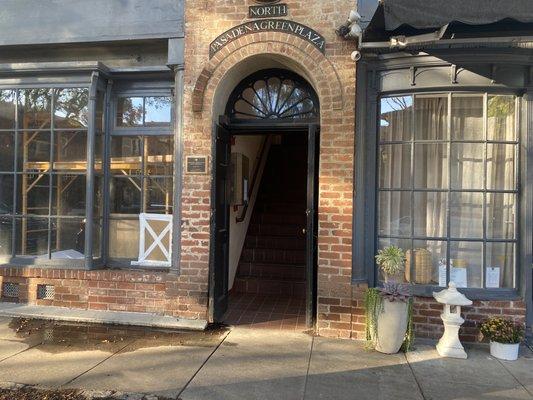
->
[0, 303, 207, 331]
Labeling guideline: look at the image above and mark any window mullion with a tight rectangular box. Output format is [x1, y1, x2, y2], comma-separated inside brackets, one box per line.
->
[11, 90, 19, 259]
[84, 73, 99, 269]
[446, 92, 452, 287]
[410, 95, 415, 283]
[47, 90, 55, 259]
[482, 93, 488, 289]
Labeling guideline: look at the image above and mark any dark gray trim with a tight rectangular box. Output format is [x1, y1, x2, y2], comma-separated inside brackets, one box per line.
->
[84, 72, 99, 269]
[170, 66, 185, 275]
[353, 62, 369, 282]
[354, 50, 533, 301]
[523, 91, 533, 328]
[101, 80, 114, 266]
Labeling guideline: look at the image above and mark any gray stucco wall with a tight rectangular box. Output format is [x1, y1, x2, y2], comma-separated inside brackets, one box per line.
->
[0, 0, 184, 46]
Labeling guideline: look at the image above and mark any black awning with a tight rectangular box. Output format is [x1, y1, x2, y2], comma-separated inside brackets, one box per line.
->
[383, 0, 533, 30]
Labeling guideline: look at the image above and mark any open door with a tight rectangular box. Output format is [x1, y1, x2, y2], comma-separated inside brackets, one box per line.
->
[209, 123, 231, 322]
[306, 124, 319, 328]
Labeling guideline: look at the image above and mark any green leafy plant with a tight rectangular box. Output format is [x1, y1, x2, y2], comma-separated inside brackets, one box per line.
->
[375, 246, 406, 278]
[480, 317, 524, 344]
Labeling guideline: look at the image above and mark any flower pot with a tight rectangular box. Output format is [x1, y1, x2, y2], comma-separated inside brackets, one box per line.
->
[375, 299, 408, 354]
[490, 341, 520, 361]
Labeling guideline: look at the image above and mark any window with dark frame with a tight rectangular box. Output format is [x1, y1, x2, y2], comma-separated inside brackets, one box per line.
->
[377, 93, 518, 290]
[0, 87, 104, 262]
[108, 93, 174, 265]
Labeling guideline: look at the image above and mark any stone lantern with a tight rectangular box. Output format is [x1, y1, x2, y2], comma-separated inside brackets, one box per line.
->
[433, 282, 473, 359]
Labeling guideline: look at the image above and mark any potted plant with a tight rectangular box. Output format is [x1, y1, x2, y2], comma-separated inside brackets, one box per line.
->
[375, 246, 406, 283]
[365, 246, 413, 354]
[480, 317, 524, 361]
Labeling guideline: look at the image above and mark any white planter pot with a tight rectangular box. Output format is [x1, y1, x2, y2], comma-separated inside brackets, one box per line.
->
[375, 299, 408, 354]
[490, 341, 520, 361]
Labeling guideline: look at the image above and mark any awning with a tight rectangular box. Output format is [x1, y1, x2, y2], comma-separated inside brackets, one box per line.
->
[383, 0, 533, 30]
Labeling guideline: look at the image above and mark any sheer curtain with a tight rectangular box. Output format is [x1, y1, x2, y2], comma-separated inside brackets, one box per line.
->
[378, 94, 516, 289]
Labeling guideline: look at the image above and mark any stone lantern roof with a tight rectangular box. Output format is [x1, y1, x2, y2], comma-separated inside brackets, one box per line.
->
[433, 282, 473, 307]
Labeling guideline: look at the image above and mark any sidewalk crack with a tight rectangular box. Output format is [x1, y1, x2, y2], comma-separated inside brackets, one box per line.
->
[404, 352, 427, 400]
[495, 356, 533, 398]
[302, 335, 314, 400]
[176, 327, 231, 400]
[59, 338, 137, 388]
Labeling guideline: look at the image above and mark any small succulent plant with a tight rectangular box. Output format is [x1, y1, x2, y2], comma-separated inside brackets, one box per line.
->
[379, 282, 411, 303]
[375, 246, 406, 278]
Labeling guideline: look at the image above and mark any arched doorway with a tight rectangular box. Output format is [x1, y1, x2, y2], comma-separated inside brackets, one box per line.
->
[209, 69, 320, 330]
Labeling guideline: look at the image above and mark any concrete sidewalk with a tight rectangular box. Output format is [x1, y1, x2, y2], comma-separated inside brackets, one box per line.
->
[0, 317, 532, 399]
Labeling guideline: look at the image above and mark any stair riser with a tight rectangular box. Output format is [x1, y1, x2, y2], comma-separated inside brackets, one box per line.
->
[241, 248, 306, 264]
[245, 236, 305, 251]
[238, 262, 306, 280]
[248, 224, 303, 237]
[233, 277, 306, 298]
[252, 213, 306, 225]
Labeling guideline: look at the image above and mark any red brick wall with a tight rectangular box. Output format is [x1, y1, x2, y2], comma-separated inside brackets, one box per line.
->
[0, 267, 205, 319]
[183, 0, 357, 326]
[318, 282, 527, 342]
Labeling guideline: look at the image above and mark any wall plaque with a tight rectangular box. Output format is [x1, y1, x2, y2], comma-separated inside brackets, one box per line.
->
[209, 19, 326, 58]
[249, 3, 288, 18]
[186, 156, 209, 174]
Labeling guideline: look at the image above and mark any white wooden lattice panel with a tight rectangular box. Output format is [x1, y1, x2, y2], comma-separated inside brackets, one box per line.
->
[131, 213, 173, 267]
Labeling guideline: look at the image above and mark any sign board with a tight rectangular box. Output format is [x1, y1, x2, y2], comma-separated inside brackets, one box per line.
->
[186, 156, 209, 174]
[249, 3, 288, 18]
[209, 19, 326, 58]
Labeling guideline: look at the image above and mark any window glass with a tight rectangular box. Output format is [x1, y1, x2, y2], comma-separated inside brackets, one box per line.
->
[15, 217, 49, 257]
[18, 89, 52, 130]
[51, 218, 85, 259]
[450, 143, 484, 190]
[0, 90, 16, 129]
[487, 144, 516, 190]
[144, 97, 172, 126]
[0, 216, 12, 256]
[414, 96, 448, 140]
[378, 144, 411, 189]
[451, 95, 483, 141]
[414, 143, 448, 189]
[488, 96, 515, 141]
[377, 93, 518, 290]
[0, 87, 91, 262]
[54, 88, 89, 128]
[380, 96, 412, 142]
[116, 96, 172, 128]
[117, 97, 143, 127]
[0, 175, 14, 214]
[110, 177, 142, 214]
[486, 242, 514, 288]
[108, 131, 174, 263]
[0, 132, 15, 171]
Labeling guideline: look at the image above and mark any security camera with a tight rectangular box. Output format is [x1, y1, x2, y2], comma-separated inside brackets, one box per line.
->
[351, 50, 361, 61]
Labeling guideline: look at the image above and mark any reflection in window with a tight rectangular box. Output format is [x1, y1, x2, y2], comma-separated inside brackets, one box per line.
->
[0, 87, 91, 261]
[108, 135, 174, 261]
[377, 94, 518, 289]
[116, 96, 172, 127]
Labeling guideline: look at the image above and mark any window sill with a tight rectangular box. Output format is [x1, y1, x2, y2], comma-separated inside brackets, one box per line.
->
[352, 279, 522, 301]
[410, 284, 521, 301]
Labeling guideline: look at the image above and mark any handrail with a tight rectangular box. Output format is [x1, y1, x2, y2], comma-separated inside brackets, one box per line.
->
[236, 134, 272, 223]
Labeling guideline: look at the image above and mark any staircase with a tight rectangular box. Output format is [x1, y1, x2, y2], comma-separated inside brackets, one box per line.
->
[233, 134, 307, 299]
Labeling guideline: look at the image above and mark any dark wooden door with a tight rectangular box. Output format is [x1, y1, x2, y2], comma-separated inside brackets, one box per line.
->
[306, 124, 319, 328]
[209, 123, 231, 322]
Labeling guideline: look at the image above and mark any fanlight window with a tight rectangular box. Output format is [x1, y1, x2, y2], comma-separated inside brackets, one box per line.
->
[227, 69, 319, 121]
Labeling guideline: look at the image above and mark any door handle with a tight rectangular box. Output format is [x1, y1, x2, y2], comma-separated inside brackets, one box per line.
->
[302, 228, 306, 234]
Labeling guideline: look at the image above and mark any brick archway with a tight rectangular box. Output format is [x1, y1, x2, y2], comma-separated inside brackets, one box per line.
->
[192, 32, 344, 114]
